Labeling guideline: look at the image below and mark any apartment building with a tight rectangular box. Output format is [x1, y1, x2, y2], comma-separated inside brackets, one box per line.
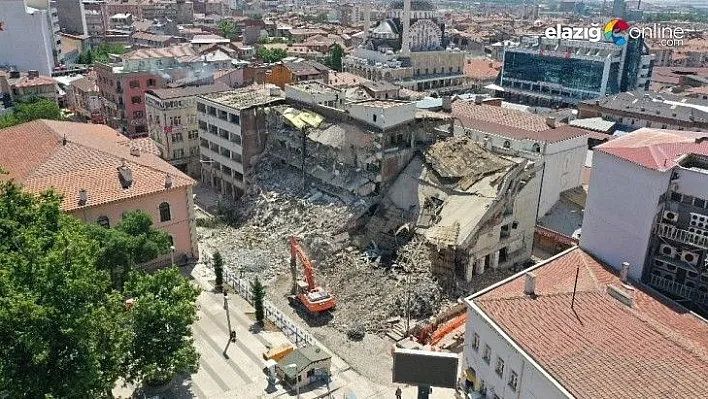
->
[145, 83, 229, 177]
[462, 247, 708, 399]
[196, 88, 285, 199]
[0, 70, 59, 105]
[578, 91, 708, 132]
[66, 74, 102, 122]
[581, 128, 708, 314]
[0, 0, 62, 75]
[96, 44, 221, 137]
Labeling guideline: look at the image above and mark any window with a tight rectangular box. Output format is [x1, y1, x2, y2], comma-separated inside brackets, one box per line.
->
[511, 221, 519, 229]
[306, 369, 315, 378]
[197, 103, 206, 112]
[509, 371, 518, 391]
[173, 149, 184, 159]
[373, 114, 377, 122]
[133, 110, 144, 119]
[131, 96, 142, 104]
[172, 133, 183, 143]
[188, 130, 199, 140]
[97, 216, 110, 228]
[532, 143, 541, 153]
[472, 333, 479, 351]
[159, 202, 171, 222]
[482, 345, 491, 363]
[129, 80, 140, 88]
[147, 78, 156, 87]
[189, 146, 198, 156]
[495, 357, 504, 376]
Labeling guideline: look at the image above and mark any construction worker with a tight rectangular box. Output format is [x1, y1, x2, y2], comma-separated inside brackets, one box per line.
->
[395, 386, 402, 399]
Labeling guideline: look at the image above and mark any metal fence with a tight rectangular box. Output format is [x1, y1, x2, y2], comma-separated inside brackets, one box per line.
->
[224, 270, 315, 348]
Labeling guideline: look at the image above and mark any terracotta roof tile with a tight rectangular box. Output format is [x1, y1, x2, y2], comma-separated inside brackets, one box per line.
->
[14, 75, 56, 88]
[474, 248, 708, 399]
[596, 128, 708, 171]
[0, 120, 194, 211]
[463, 59, 501, 80]
[451, 101, 590, 143]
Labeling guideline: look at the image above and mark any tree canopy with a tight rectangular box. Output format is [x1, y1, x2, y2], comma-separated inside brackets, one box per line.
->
[0, 97, 62, 129]
[0, 182, 200, 396]
[77, 43, 127, 65]
[324, 44, 344, 72]
[218, 20, 238, 40]
[257, 47, 288, 63]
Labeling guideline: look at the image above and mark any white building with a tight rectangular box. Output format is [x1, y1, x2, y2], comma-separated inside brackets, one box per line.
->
[451, 100, 591, 219]
[196, 88, 285, 199]
[581, 128, 708, 310]
[462, 247, 708, 399]
[0, 0, 62, 75]
[284, 81, 344, 108]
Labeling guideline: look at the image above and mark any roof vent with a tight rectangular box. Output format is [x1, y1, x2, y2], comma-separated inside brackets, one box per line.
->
[474, 96, 483, 105]
[607, 285, 633, 307]
[524, 272, 537, 296]
[546, 116, 557, 129]
[118, 165, 133, 189]
[78, 189, 87, 206]
[620, 262, 629, 283]
[165, 173, 172, 189]
[130, 146, 140, 157]
[62, 134, 67, 146]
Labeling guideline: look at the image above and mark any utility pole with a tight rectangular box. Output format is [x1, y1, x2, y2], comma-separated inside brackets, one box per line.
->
[301, 127, 307, 192]
[223, 292, 235, 359]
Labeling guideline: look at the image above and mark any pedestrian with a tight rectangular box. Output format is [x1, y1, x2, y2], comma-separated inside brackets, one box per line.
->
[396, 386, 402, 399]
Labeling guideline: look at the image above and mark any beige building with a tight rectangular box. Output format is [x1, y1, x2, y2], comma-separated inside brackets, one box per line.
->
[145, 83, 229, 177]
[0, 119, 199, 264]
[196, 88, 285, 199]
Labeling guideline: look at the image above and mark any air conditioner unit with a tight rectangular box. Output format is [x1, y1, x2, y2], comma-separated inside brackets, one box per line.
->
[659, 244, 677, 258]
[663, 211, 678, 222]
[681, 250, 699, 266]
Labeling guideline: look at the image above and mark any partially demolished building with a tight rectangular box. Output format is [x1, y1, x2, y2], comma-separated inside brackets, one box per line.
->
[387, 137, 543, 282]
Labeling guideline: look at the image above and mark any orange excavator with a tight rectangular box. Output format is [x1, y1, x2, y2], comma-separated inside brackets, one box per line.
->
[289, 235, 336, 315]
[415, 313, 467, 347]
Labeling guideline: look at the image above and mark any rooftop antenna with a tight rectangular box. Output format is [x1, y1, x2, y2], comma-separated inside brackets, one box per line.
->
[571, 265, 580, 309]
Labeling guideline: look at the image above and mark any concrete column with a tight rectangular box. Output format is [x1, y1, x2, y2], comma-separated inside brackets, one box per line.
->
[490, 251, 500, 269]
[475, 258, 485, 276]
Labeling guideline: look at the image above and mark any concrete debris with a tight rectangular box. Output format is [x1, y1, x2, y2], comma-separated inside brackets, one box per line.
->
[198, 156, 456, 335]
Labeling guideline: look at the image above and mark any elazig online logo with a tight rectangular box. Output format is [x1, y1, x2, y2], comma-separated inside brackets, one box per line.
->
[545, 19, 685, 47]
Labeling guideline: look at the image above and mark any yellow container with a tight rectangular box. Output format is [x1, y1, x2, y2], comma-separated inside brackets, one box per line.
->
[262, 344, 295, 362]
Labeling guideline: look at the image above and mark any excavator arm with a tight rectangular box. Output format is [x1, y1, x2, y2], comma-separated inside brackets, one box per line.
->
[290, 235, 316, 291]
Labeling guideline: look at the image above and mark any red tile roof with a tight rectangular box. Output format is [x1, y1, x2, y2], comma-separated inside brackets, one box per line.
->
[14, 75, 56, 88]
[0, 120, 194, 211]
[451, 101, 590, 143]
[463, 59, 501, 81]
[596, 128, 708, 171]
[474, 248, 708, 399]
[123, 44, 195, 60]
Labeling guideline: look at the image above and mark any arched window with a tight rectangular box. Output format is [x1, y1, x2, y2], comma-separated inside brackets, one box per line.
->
[532, 143, 541, 153]
[503, 140, 511, 149]
[97, 216, 110, 228]
[159, 202, 171, 222]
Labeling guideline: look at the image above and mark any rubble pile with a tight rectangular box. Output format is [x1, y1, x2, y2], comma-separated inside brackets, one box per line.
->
[197, 157, 454, 335]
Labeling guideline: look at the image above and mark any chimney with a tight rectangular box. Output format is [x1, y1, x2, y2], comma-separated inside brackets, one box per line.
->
[546, 116, 557, 129]
[78, 189, 87, 206]
[483, 136, 492, 151]
[27, 70, 39, 79]
[363, 2, 371, 44]
[9, 70, 20, 79]
[62, 134, 67, 146]
[524, 272, 537, 295]
[164, 173, 172, 189]
[474, 96, 483, 105]
[401, 0, 412, 57]
[441, 96, 452, 112]
[130, 146, 140, 157]
[620, 262, 630, 283]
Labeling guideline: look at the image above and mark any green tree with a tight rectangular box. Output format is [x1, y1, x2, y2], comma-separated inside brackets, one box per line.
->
[88, 210, 172, 288]
[256, 47, 288, 63]
[213, 251, 224, 291]
[0, 181, 130, 398]
[250, 277, 265, 325]
[122, 267, 200, 387]
[218, 20, 238, 40]
[0, 98, 62, 129]
[325, 43, 344, 72]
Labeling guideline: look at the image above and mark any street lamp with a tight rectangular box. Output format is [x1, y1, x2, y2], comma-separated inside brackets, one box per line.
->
[223, 292, 235, 359]
[285, 363, 300, 399]
[170, 245, 175, 266]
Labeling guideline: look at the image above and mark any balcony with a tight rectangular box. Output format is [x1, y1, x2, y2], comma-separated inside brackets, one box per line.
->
[653, 223, 708, 249]
[649, 274, 708, 306]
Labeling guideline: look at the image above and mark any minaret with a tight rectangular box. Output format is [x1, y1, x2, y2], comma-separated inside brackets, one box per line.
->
[401, 0, 412, 56]
[363, 2, 371, 44]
